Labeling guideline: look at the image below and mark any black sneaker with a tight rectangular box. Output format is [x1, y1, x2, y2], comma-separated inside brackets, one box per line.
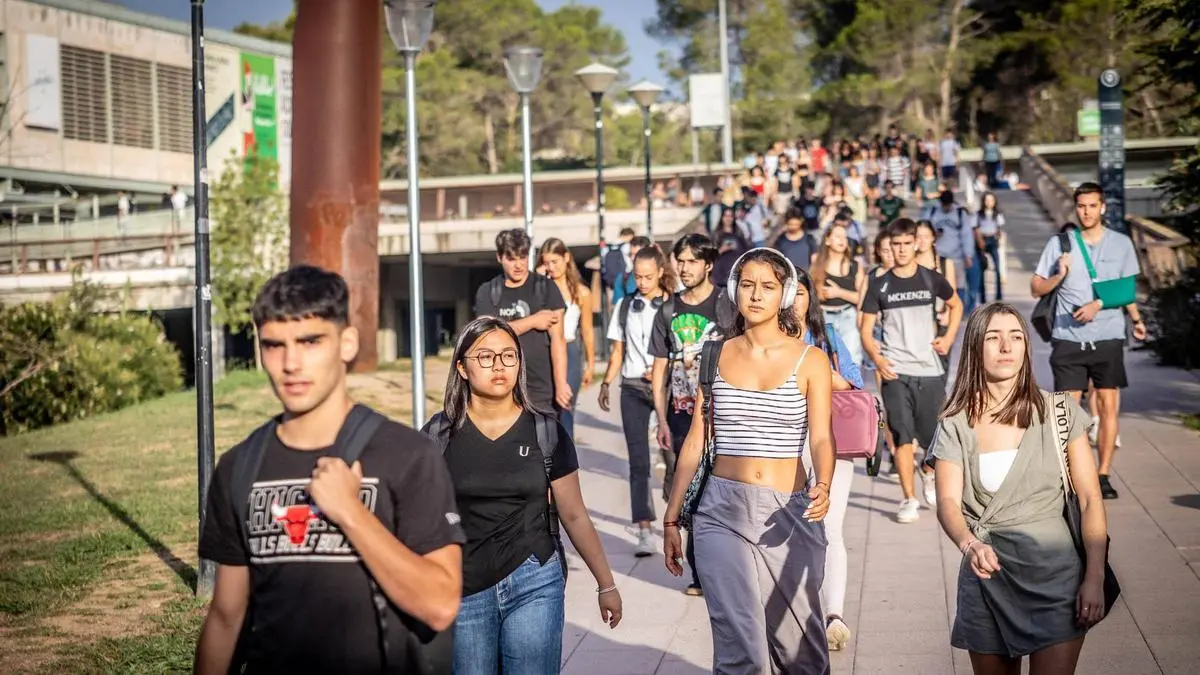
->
[1098, 474, 1119, 500]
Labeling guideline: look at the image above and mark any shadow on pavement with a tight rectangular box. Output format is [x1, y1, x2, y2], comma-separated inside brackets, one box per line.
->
[572, 409, 624, 435]
[564, 621, 709, 674]
[28, 450, 198, 592]
[1169, 494, 1200, 511]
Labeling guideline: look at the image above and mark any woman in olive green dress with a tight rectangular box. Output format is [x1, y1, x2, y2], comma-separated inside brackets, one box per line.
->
[932, 303, 1111, 675]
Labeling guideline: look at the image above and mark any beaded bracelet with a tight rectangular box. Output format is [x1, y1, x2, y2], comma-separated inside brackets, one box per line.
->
[961, 539, 980, 556]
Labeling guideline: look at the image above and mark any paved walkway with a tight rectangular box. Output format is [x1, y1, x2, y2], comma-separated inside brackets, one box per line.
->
[557, 192, 1200, 674]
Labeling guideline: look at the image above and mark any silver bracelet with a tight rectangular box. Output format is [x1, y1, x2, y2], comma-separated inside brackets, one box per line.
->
[596, 584, 618, 594]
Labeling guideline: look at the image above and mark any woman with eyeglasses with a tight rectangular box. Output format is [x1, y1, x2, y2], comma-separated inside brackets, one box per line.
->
[422, 317, 622, 674]
[599, 245, 677, 557]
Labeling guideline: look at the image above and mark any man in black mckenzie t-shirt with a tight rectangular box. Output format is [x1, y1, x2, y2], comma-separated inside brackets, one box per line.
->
[474, 228, 572, 415]
[195, 265, 465, 675]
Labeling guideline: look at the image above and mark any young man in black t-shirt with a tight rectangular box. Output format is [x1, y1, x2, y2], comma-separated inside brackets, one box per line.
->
[473, 229, 571, 415]
[650, 233, 729, 596]
[772, 208, 818, 272]
[874, 180, 905, 227]
[859, 219, 962, 526]
[195, 265, 466, 674]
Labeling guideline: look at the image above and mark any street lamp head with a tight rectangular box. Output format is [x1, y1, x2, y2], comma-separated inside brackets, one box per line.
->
[504, 46, 544, 94]
[384, 0, 437, 55]
[574, 62, 619, 97]
[629, 80, 664, 109]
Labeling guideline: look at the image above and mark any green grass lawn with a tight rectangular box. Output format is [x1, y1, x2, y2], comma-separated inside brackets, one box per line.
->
[0, 361, 446, 673]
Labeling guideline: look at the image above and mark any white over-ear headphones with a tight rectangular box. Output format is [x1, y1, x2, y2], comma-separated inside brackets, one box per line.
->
[726, 247, 799, 309]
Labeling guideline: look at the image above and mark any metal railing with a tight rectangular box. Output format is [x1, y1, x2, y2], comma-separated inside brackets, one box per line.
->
[0, 233, 195, 275]
[1019, 148, 1190, 290]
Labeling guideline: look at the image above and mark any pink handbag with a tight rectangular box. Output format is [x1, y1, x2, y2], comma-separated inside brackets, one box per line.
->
[828, 349, 881, 459]
[831, 390, 880, 459]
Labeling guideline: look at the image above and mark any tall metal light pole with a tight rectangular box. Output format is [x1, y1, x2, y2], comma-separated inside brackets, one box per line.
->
[385, 0, 437, 428]
[717, 0, 733, 166]
[629, 80, 663, 239]
[575, 62, 619, 361]
[190, 0, 216, 600]
[504, 46, 544, 259]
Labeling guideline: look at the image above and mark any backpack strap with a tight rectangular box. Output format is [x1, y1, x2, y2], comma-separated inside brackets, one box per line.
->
[229, 418, 281, 535]
[699, 340, 725, 441]
[489, 276, 503, 310]
[421, 412, 454, 454]
[617, 296, 634, 335]
[534, 413, 568, 579]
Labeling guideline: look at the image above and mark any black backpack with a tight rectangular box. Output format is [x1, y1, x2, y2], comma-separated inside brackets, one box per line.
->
[420, 410, 568, 580]
[1031, 231, 1073, 342]
[600, 243, 626, 290]
[225, 405, 449, 675]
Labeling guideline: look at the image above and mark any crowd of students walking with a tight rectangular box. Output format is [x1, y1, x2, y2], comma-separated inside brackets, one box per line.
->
[191, 128, 1143, 674]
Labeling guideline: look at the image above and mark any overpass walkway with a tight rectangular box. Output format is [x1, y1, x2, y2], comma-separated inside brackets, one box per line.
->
[556, 192, 1200, 674]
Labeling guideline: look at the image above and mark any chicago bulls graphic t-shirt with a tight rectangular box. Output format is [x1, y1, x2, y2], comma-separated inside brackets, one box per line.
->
[199, 418, 465, 673]
[473, 274, 567, 411]
[443, 411, 578, 595]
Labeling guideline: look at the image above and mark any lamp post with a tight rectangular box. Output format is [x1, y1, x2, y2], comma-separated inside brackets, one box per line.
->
[190, 0, 216, 601]
[384, 0, 436, 428]
[575, 62, 619, 361]
[629, 80, 663, 239]
[504, 46, 544, 258]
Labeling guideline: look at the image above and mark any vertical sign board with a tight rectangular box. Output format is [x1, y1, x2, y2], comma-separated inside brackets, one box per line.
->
[239, 53, 278, 168]
[204, 43, 241, 172]
[275, 59, 293, 189]
[1098, 69, 1125, 233]
[688, 73, 727, 132]
[24, 34, 61, 130]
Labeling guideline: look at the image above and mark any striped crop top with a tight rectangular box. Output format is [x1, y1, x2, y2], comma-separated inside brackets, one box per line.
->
[711, 345, 811, 459]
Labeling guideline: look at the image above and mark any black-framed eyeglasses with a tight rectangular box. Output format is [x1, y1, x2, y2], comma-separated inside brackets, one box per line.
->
[464, 349, 519, 369]
[632, 296, 665, 313]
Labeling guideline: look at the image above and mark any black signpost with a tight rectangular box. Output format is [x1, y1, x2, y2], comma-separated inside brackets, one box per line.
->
[1098, 68, 1125, 234]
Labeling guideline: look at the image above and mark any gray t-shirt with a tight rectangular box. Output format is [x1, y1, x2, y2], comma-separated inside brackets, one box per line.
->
[862, 267, 955, 377]
[925, 204, 977, 262]
[1034, 228, 1139, 343]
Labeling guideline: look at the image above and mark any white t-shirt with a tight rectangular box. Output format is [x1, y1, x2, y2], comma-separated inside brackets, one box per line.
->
[608, 296, 658, 381]
[171, 191, 187, 211]
[939, 139, 961, 166]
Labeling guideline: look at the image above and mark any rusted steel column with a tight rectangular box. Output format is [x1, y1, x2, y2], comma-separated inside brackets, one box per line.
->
[290, 0, 382, 372]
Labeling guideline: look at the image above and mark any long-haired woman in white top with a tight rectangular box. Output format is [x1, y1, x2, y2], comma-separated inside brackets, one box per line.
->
[538, 238, 594, 438]
[663, 248, 836, 674]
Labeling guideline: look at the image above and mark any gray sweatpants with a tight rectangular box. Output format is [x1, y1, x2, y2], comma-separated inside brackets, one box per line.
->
[694, 476, 831, 675]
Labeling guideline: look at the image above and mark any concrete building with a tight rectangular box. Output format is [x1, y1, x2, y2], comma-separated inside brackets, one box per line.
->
[0, 0, 291, 223]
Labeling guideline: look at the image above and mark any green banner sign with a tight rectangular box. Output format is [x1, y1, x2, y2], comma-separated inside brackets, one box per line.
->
[1077, 108, 1100, 137]
[240, 53, 278, 162]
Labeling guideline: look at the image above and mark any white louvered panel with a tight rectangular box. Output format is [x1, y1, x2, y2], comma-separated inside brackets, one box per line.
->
[156, 63, 191, 154]
[110, 54, 153, 149]
[60, 45, 108, 143]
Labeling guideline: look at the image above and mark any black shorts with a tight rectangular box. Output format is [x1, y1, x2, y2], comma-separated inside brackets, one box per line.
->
[1050, 339, 1128, 391]
[880, 374, 946, 449]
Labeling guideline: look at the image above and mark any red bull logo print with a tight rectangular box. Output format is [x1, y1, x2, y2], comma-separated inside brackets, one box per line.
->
[246, 478, 380, 564]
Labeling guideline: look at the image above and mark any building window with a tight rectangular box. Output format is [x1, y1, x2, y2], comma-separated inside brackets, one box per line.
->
[60, 45, 108, 143]
[110, 54, 153, 149]
[156, 63, 191, 153]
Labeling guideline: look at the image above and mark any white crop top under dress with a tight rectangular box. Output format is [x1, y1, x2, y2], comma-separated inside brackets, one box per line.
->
[564, 302, 580, 343]
[712, 345, 811, 459]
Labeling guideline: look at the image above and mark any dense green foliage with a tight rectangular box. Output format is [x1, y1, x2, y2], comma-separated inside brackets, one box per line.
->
[0, 277, 183, 434]
[648, 0, 1193, 150]
[1126, 0, 1200, 368]
[209, 152, 289, 337]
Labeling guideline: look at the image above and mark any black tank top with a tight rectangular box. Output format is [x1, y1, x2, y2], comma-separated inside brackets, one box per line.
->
[822, 260, 858, 309]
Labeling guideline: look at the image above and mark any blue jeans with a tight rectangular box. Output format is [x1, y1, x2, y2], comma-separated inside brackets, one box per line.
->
[823, 305, 863, 367]
[964, 251, 984, 313]
[453, 554, 565, 675]
[981, 235, 1002, 301]
[560, 340, 581, 437]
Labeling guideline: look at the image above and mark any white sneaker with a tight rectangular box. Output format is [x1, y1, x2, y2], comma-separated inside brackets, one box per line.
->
[921, 470, 937, 507]
[1116, 434, 1122, 449]
[634, 529, 655, 557]
[826, 616, 852, 651]
[897, 498, 920, 523]
[1088, 416, 1099, 445]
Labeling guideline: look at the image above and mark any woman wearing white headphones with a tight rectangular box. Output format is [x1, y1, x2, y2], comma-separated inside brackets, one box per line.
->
[663, 247, 836, 674]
